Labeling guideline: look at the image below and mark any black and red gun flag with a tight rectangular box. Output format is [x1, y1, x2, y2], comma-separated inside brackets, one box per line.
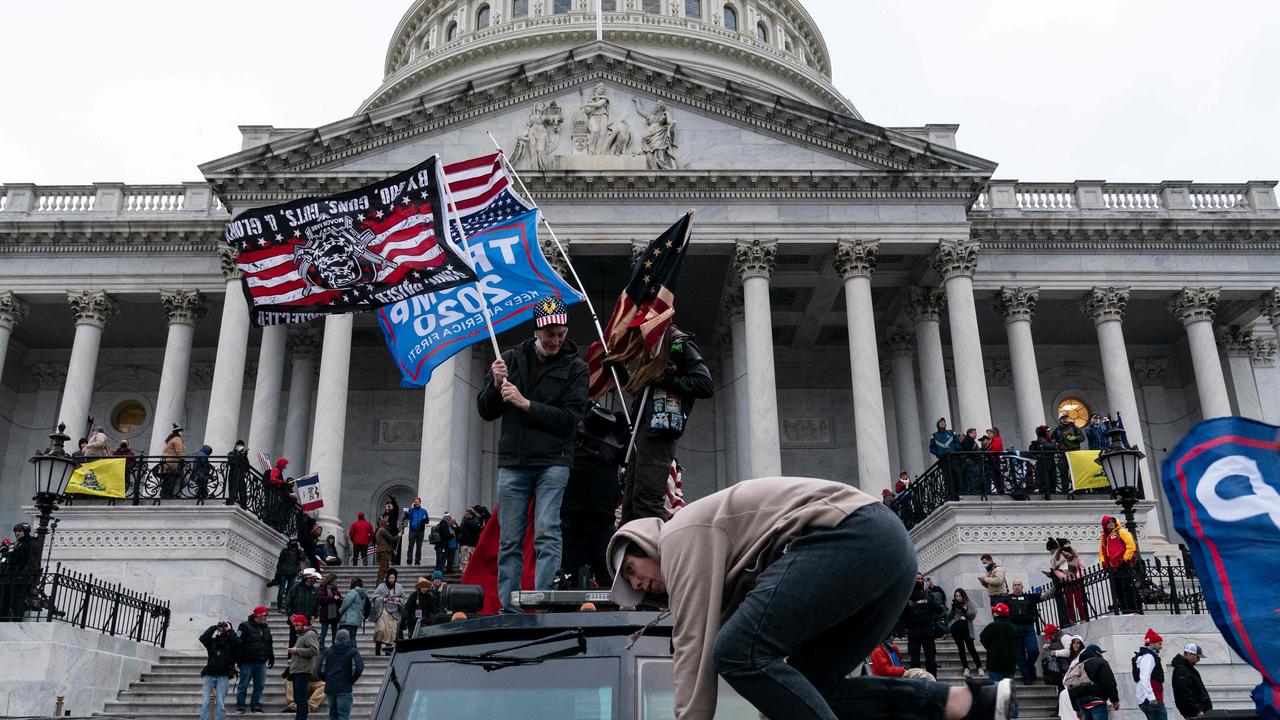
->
[584, 211, 693, 400]
[226, 155, 478, 326]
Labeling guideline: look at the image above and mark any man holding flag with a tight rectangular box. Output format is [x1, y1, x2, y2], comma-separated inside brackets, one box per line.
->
[477, 295, 589, 613]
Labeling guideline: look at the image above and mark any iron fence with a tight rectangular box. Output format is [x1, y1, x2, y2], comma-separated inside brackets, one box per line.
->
[62, 454, 302, 536]
[0, 563, 170, 646]
[891, 450, 1142, 529]
[1031, 555, 1203, 632]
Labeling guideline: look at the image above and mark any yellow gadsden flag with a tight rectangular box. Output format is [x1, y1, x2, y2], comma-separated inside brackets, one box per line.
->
[1067, 450, 1110, 491]
[66, 458, 127, 498]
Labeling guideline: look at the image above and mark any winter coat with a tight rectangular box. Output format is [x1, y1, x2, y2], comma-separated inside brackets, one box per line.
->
[402, 589, 440, 630]
[236, 617, 275, 666]
[317, 584, 343, 623]
[431, 519, 454, 549]
[1084, 422, 1111, 451]
[84, 431, 112, 458]
[371, 581, 404, 620]
[1050, 422, 1083, 451]
[338, 586, 368, 628]
[979, 618, 1019, 676]
[457, 517, 482, 547]
[287, 626, 320, 676]
[286, 581, 319, 619]
[192, 444, 213, 479]
[623, 331, 715, 435]
[348, 518, 374, 546]
[1004, 591, 1040, 626]
[114, 445, 138, 473]
[405, 506, 429, 532]
[869, 642, 906, 677]
[162, 435, 186, 472]
[605, 477, 877, 719]
[947, 599, 977, 633]
[199, 625, 241, 677]
[1068, 648, 1119, 707]
[1, 536, 37, 574]
[317, 629, 364, 694]
[930, 429, 959, 458]
[1171, 653, 1213, 717]
[901, 588, 943, 637]
[979, 564, 1009, 598]
[477, 337, 589, 468]
[275, 546, 306, 578]
[1098, 516, 1137, 567]
[375, 527, 400, 554]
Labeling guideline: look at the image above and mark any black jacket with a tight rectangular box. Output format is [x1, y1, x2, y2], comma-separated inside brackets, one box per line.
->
[627, 331, 714, 432]
[1004, 592, 1039, 626]
[901, 588, 942, 637]
[275, 545, 306, 578]
[1070, 648, 1120, 707]
[1, 537, 37, 574]
[457, 518, 482, 547]
[979, 618, 1019, 675]
[199, 625, 241, 677]
[432, 519, 454, 549]
[478, 337, 589, 468]
[1171, 654, 1212, 717]
[236, 617, 275, 666]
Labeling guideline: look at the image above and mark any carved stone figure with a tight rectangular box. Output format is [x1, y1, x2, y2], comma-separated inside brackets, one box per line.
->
[511, 101, 564, 170]
[577, 84, 632, 155]
[632, 96, 678, 170]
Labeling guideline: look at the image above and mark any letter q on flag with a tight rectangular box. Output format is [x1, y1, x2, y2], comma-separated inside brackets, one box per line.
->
[1161, 416, 1280, 720]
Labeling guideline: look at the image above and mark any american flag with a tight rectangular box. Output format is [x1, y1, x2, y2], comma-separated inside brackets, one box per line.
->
[228, 153, 532, 326]
[584, 211, 693, 399]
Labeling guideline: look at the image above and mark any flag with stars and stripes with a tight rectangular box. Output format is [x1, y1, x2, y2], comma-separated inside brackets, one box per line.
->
[226, 153, 532, 326]
[584, 211, 693, 400]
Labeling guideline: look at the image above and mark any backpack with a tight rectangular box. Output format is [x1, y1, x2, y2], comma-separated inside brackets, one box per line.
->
[428, 527, 442, 545]
[1063, 660, 1092, 692]
[362, 594, 373, 620]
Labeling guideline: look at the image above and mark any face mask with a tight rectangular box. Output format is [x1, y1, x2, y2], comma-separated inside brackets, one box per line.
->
[985, 562, 995, 572]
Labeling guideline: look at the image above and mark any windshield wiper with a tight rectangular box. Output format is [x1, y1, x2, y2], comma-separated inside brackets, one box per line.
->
[431, 629, 588, 672]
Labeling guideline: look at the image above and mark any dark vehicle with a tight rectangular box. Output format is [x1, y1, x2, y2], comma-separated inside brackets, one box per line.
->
[370, 611, 757, 719]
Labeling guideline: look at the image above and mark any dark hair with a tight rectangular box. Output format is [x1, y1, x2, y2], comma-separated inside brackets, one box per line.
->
[980, 553, 993, 562]
[349, 577, 363, 589]
[936, 418, 947, 430]
[622, 540, 649, 560]
[953, 588, 971, 604]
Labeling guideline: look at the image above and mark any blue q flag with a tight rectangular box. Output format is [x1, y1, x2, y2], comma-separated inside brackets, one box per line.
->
[377, 210, 582, 387]
[1161, 417, 1280, 720]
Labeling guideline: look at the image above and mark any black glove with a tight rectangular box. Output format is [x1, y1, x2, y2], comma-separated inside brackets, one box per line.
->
[268, 658, 275, 668]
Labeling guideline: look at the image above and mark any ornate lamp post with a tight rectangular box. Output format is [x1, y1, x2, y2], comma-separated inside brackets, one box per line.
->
[1094, 425, 1146, 555]
[28, 423, 78, 566]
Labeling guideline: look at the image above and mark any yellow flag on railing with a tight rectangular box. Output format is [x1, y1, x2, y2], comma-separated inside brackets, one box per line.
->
[66, 458, 127, 498]
[1067, 450, 1110, 491]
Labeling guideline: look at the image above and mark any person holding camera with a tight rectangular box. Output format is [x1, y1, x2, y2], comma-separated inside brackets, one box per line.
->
[199, 620, 241, 720]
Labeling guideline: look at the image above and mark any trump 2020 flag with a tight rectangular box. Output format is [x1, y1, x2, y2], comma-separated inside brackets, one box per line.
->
[377, 209, 582, 387]
[294, 473, 324, 513]
[65, 458, 126, 498]
[227, 155, 476, 326]
[1161, 417, 1280, 720]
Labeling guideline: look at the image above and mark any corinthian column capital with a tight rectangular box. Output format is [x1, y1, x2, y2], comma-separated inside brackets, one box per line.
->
[997, 287, 1039, 324]
[1215, 326, 1255, 357]
[0, 291, 29, 331]
[884, 325, 915, 357]
[218, 245, 242, 280]
[905, 287, 946, 324]
[1080, 287, 1130, 325]
[287, 326, 321, 361]
[1262, 287, 1280, 325]
[67, 289, 117, 328]
[832, 239, 878, 280]
[159, 289, 208, 327]
[929, 239, 979, 280]
[733, 239, 777, 281]
[1169, 287, 1221, 326]
[1253, 337, 1278, 367]
[722, 287, 744, 322]
[541, 238, 571, 278]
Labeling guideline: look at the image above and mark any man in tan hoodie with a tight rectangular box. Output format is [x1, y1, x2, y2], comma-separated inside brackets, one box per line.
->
[607, 476, 1017, 720]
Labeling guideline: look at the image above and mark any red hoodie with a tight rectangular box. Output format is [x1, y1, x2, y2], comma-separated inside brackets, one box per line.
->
[268, 458, 289, 487]
[870, 643, 906, 677]
[349, 513, 374, 546]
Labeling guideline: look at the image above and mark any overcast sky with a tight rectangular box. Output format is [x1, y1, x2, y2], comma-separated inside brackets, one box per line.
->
[2, 0, 1278, 185]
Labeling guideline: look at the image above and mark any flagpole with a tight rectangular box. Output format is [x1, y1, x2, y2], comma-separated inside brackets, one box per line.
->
[596, 0, 604, 42]
[486, 131, 633, 424]
[440, 172, 504, 363]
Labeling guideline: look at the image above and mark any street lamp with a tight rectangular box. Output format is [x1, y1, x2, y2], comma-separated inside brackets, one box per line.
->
[1094, 426, 1146, 549]
[28, 423, 78, 565]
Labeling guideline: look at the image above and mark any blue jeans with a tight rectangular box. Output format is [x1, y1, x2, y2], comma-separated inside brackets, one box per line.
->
[1014, 623, 1038, 681]
[1140, 700, 1169, 720]
[234, 662, 267, 710]
[497, 465, 569, 613]
[1082, 705, 1110, 720]
[987, 671, 1007, 682]
[326, 692, 353, 720]
[276, 572, 296, 609]
[712, 502, 951, 720]
[200, 676, 230, 720]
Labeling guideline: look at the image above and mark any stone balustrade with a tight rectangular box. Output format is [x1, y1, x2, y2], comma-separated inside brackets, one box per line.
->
[973, 179, 1278, 214]
[0, 182, 226, 219]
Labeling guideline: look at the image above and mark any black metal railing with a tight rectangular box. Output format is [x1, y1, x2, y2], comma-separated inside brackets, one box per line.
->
[1030, 555, 1203, 631]
[890, 450, 1144, 529]
[62, 454, 301, 536]
[0, 563, 171, 646]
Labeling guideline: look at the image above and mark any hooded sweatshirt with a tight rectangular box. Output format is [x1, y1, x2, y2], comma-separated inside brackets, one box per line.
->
[606, 476, 875, 719]
[1098, 515, 1136, 567]
[317, 629, 364, 694]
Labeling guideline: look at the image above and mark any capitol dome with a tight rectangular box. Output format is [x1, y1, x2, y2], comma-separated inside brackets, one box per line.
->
[361, 0, 857, 117]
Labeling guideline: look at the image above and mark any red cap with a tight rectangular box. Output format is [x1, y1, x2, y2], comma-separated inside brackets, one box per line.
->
[357, 512, 365, 519]
[882, 489, 891, 496]
[290, 614, 308, 626]
[252, 605, 268, 617]
[1043, 623, 1059, 640]
[1145, 628, 1163, 644]
[992, 603, 1010, 617]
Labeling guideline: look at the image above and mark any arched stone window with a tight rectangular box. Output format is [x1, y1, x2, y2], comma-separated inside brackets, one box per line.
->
[514, 0, 528, 17]
[554, 0, 571, 13]
[722, 4, 737, 30]
[643, 0, 660, 13]
[685, 0, 701, 18]
[1057, 397, 1091, 428]
[446, 21, 459, 41]
[477, 3, 491, 28]
[756, 20, 768, 42]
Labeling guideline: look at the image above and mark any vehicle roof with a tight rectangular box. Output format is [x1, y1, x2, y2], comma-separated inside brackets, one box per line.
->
[399, 610, 673, 651]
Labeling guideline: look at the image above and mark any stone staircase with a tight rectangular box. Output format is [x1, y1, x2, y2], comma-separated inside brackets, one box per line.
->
[99, 562, 455, 719]
[913, 640, 1063, 719]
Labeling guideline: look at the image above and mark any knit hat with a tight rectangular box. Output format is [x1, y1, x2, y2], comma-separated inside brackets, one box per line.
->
[252, 605, 269, 617]
[992, 602, 1009, 617]
[290, 614, 308, 626]
[532, 295, 568, 328]
[172, 423, 184, 433]
[1144, 628, 1163, 645]
[1043, 623, 1059, 640]
[416, 577, 430, 590]
[432, 570, 444, 581]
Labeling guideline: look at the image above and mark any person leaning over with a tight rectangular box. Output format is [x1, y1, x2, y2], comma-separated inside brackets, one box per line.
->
[477, 295, 589, 613]
[608, 476, 1017, 720]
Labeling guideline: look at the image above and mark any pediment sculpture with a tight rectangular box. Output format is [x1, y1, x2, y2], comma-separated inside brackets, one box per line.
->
[510, 84, 681, 171]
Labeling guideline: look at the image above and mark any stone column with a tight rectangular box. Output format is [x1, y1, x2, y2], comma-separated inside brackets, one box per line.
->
[997, 287, 1046, 445]
[59, 290, 118, 439]
[931, 239, 991, 431]
[906, 287, 951, 432]
[419, 355, 464, 516]
[149, 290, 207, 455]
[247, 325, 287, 456]
[885, 325, 924, 477]
[1216, 326, 1262, 420]
[733, 240, 781, 477]
[281, 328, 319, 471]
[1252, 338, 1280, 425]
[725, 289, 752, 483]
[833, 239, 890, 491]
[0, 292, 29, 386]
[308, 314, 353, 531]
[204, 247, 252, 453]
[1170, 287, 1231, 419]
[1081, 288, 1153, 497]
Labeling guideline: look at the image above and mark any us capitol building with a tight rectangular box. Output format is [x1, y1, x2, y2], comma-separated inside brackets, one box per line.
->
[2, 0, 1279, 605]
